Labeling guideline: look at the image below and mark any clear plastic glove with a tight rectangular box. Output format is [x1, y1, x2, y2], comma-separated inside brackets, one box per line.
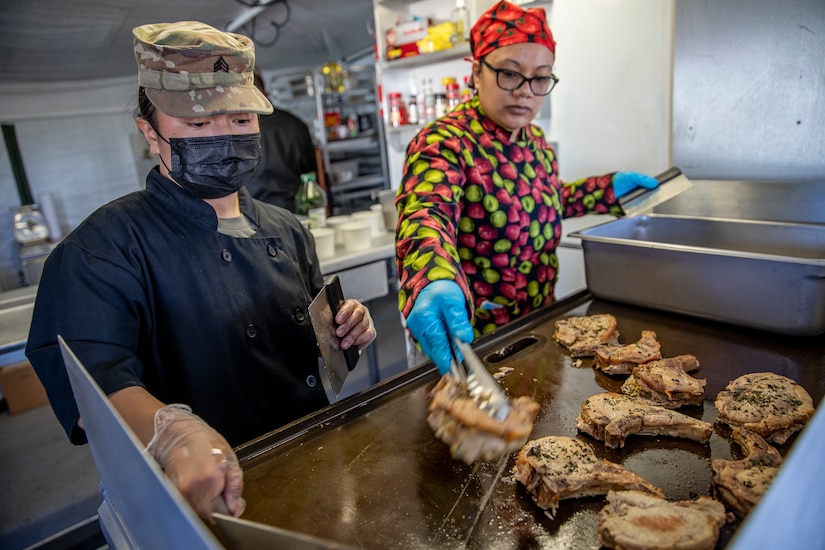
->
[613, 171, 659, 199]
[406, 280, 475, 375]
[145, 404, 244, 523]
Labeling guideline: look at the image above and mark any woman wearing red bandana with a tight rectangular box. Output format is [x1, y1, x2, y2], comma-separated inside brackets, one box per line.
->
[396, 0, 658, 374]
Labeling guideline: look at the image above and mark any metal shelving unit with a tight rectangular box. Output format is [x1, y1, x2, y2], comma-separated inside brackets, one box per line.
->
[269, 65, 390, 215]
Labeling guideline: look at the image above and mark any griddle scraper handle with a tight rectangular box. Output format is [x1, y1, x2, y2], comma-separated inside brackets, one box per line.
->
[324, 274, 360, 371]
[619, 166, 684, 204]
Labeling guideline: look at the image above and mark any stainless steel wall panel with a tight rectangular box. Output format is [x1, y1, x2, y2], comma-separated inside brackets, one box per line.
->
[673, 0, 825, 181]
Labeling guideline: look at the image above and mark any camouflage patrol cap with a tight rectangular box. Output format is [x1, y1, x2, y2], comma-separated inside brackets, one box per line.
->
[133, 21, 273, 117]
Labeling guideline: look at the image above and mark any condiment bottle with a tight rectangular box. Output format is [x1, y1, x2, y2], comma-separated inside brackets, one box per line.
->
[407, 94, 420, 125]
[389, 92, 407, 127]
[423, 78, 436, 123]
[446, 82, 460, 109]
[434, 93, 448, 119]
[295, 172, 327, 227]
[451, 0, 470, 45]
[346, 111, 359, 137]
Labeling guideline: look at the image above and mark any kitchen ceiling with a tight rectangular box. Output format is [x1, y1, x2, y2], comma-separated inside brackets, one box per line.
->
[0, 0, 376, 84]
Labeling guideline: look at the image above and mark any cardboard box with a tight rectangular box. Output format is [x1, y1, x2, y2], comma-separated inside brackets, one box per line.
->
[0, 360, 49, 414]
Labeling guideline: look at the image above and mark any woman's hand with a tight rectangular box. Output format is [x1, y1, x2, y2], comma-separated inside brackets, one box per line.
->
[612, 171, 659, 199]
[405, 280, 475, 375]
[145, 404, 245, 523]
[334, 299, 377, 351]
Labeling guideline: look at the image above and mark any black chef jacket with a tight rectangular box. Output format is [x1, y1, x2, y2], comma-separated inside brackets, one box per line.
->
[26, 168, 328, 447]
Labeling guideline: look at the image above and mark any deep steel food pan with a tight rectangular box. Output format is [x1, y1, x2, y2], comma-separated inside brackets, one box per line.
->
[569, 214, 825, 335]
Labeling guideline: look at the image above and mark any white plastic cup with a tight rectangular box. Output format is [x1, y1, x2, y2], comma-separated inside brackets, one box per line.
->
[351, 210, 384, 237]
[310, 227, 336, 259]
[340, 221, 372, 252]
[325, 215, 353, 245]
[376, 189, 399, 232]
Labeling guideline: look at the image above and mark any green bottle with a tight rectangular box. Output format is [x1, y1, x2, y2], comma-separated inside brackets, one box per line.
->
[295, 172, 327, 228]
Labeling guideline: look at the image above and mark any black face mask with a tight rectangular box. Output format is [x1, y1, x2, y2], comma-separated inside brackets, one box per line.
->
[156, 132, 261, 199]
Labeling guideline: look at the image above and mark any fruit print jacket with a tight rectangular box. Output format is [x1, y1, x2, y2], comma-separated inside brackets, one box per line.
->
[396, 94, 625, 336]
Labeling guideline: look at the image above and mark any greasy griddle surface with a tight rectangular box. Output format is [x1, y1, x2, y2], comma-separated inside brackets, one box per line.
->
[238, 294, 825, 550]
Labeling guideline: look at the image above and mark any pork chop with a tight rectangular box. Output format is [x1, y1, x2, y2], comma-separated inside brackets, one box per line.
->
[714, 372, 815, 445]
[577, 392, 713, 449]
[513, 436, 664, 518]
[553, 313, 620, 357]
[594, 330, 662, 375]
[427, 374, 540, 465]
[597, 490, 729, 550]
[621, 355, 705, 408]
[711, 427, 783, 519]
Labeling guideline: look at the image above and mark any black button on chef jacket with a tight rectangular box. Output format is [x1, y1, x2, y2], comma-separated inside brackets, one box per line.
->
[26, 168, 328, 447]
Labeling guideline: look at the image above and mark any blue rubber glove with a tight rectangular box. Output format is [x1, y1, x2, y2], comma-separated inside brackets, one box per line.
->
[406, 280, 475, 375]
[613, 172, 659, 199]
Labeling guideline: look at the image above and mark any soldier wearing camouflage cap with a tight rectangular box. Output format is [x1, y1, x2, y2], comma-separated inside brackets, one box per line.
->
[27, 20, 376, 525]
[133, 21, 273, 117]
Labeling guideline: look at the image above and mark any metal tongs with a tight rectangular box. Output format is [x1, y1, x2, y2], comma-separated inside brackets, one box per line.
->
[449, 337, 510, 422]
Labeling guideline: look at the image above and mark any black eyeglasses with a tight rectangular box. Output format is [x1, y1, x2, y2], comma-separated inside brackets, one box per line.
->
[480, 59, 559, 96]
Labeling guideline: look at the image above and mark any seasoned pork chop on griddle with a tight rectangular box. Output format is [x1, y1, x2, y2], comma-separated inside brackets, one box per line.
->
[577, 392, 713, 449]
[513, 436, 664, 518]
[711, 427, 783, 519]
[553, 313, 619, 357]
[621, 354, 705, 408]
[594, 330, 662, 375]
[427, 374, 540, 465]
[715, 372, 815, 445]
[597, 490, 729, 550]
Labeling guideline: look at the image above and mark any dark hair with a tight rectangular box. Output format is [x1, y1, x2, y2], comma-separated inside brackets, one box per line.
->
[135, 87, 158, 128]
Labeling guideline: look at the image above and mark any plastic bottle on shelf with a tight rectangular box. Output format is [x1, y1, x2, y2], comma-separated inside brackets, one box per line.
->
[346, 111, 359, 137]
[442, 77, 460, 110]
[295, 172, 327, 228]
[446, 83, 460, 109]
[434, 93, 448, 119]
[323, 95, 342, 139]
[407, 95, 420, 125]
[423, 78, 436, 123]
[451, 0, 471, 45]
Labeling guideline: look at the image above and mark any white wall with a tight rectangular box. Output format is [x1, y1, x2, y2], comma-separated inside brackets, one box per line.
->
[548, 0, 673, 180]
[0, 77, 144, 290]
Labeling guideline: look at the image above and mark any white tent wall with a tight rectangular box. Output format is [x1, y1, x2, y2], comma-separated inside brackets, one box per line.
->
[0, 78, 144, 290]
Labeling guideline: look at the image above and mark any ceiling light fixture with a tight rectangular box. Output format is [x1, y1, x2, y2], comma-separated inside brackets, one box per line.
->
[225, 0, 291, 47]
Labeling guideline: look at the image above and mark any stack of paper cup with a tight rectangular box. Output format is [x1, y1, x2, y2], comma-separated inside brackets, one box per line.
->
[325, 215, 353, 246]
[340, 222, 371, 252]
[351, 210, 384, 237]
[310, 227, 336, 259]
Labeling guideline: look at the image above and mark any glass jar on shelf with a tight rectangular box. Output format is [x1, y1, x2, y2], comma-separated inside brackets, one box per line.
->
[322, 61, 345, 93]
[389, 92, 408, 127]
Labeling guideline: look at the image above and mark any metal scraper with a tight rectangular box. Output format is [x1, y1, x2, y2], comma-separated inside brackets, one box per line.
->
[618, 166, 693, 217]
[308, 274, 360, 398]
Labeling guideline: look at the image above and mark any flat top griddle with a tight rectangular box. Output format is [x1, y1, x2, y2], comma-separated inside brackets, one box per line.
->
[236, 292, 825, 550]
